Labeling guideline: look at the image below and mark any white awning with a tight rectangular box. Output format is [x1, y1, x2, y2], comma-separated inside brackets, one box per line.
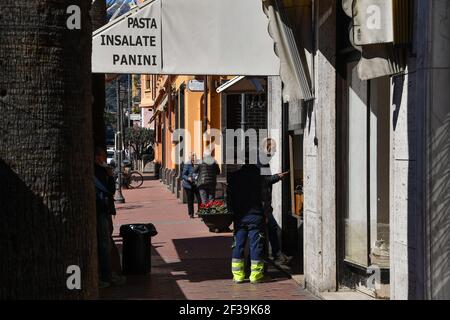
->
[92, 0, 280, 76]
[262, 0, 314, 102]
[149, 95, 168, 123]
[216, 76, 245, 93]
[216, 76, 265, 94]
[158, 94, 168, 111]
[148, 111, 160, 124]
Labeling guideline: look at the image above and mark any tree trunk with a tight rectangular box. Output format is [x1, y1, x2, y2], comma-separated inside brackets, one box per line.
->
[90, 0, 107, 150]
[0, 1, 97, 299]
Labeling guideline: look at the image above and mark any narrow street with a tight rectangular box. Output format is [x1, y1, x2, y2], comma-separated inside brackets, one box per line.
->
[100, 177, 317, 300]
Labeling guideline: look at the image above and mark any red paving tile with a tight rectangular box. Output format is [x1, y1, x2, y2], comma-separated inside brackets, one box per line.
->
[100, 178, 317, 300]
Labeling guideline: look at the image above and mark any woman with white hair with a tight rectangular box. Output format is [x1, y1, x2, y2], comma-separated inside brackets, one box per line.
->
[194, 149, 221, 204]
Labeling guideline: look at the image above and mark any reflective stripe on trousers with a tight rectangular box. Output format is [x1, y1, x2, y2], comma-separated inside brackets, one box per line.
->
[250, 260, 264, 282]
[231, 258, 245, 281]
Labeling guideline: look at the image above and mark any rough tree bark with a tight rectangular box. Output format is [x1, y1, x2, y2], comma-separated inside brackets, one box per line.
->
[90, 0, 107, 151]
[0, 1, 97, 299]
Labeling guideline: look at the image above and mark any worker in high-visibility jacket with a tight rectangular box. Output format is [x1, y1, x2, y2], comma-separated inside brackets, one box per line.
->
[227, 163, 268, 284]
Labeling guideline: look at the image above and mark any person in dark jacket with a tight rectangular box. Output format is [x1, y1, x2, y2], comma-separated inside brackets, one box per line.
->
[194, 150, 221, 204]
[227, 163, 268, 284]
[94, 147, 126, 289]
[260, 164, 289, 263]
[182, 153, 201, 218]
[259, 138, 290, 264]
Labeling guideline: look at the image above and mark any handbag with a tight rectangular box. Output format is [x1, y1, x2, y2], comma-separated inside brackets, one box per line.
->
[191, 173, 199, 187]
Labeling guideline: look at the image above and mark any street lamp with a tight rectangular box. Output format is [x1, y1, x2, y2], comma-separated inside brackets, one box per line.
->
[114, 78, 125, 203]
[128, 74, 132, 128]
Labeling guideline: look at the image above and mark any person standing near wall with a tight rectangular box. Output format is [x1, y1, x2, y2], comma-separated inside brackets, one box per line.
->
[261, 169, 290, 264]
[259, 138, 291, 265]
[94, 147, 126, 289]
[228, 163, 269, 283]
[195, 149, 221, 204]
[182, 153, 201, 219]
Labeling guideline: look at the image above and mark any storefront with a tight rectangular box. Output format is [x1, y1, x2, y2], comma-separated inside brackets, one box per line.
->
[96, 0, 450, 299]
[219, 77, 268, 175]
[337, 54, 391, 298]
[280, 99, 307, 276]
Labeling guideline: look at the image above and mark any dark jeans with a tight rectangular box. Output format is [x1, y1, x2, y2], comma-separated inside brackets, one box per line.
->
[198, 185, 216, 204]
[185, 187, 201, 216]
[232, 214, 265, 261]
[97, 212, 113, 282]
[268, 213, 280, 257]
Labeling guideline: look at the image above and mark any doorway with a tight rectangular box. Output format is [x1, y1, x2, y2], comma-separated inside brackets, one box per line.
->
[281, 130, 304, 274]
[280, 99, 305, 276]
[338, 60, 391, 298]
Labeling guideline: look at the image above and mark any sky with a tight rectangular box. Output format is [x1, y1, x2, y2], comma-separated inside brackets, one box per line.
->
[106, 0, 139, 20]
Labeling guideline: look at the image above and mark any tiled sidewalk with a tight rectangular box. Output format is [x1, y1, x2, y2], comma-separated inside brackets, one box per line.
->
[100, 178, 317, 300]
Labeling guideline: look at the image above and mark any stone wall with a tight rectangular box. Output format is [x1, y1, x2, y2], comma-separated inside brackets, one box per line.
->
[303, 0, 337, 294]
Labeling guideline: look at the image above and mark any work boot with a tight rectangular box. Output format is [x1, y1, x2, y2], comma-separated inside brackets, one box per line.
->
[249, 260, 265, 283]
[231, 258, 245, 283]
[272, 252, 292, 265]
[111, 272, 127, 286]
[250, 275, 273, 284]
[99, 280, 111, 289]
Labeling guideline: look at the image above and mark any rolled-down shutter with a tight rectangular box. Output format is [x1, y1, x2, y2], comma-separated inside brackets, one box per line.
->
[262, 0, 314, 102]
[342, 0, 412, 80]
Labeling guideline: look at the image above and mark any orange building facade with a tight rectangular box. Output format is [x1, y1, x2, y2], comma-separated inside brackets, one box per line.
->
[140, 75, 232, 196]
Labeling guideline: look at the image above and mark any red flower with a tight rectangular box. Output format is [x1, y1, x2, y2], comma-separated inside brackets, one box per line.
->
[209, 200, 224, 207]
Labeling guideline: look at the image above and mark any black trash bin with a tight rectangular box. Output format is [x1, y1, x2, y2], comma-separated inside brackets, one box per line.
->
[119, 224, 158, 275]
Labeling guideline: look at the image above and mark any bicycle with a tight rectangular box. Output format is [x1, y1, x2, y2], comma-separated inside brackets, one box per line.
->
[115, 168, 144, 189]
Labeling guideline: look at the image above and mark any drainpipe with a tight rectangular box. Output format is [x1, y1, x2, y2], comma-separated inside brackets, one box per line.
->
[204, 76, 208, 131]
[241, 93, 246, 159]
[128, 74, 132, 128]
[114, 78, 125, 203]
[202, 75, 209, 156]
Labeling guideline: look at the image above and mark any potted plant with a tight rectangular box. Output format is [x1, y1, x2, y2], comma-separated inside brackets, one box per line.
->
[198, 200, 233, 233]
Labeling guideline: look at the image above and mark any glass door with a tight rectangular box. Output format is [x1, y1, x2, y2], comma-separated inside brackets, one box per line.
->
[339, 61, 391, 297]
[345, 61, 370, 267]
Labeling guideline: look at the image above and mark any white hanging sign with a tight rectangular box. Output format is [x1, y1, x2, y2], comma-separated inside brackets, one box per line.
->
[187, 80, 205, 92]
[92, 1, 162, 74]
[92, 0, 280, 76]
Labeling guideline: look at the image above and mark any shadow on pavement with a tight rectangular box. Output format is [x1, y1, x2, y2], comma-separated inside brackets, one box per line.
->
[167, 236, 291, 283]
[99, 243, 187, 300]
[100, 233, 296, 300]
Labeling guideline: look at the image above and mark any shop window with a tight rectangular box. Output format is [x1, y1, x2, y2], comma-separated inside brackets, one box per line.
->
[344, 61, 390, 269]
[152, 75, 157, 101]
[156, 115, 162, 143]
[145, 76, 150, 91]
[288, 133, 304, 218]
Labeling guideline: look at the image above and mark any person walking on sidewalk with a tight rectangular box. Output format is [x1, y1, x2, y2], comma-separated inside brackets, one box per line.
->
[182, 153, 201, 219]
[94, 147, 126, 289]
[227, 163, 268, 284]
[195, 149, 220, 204]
